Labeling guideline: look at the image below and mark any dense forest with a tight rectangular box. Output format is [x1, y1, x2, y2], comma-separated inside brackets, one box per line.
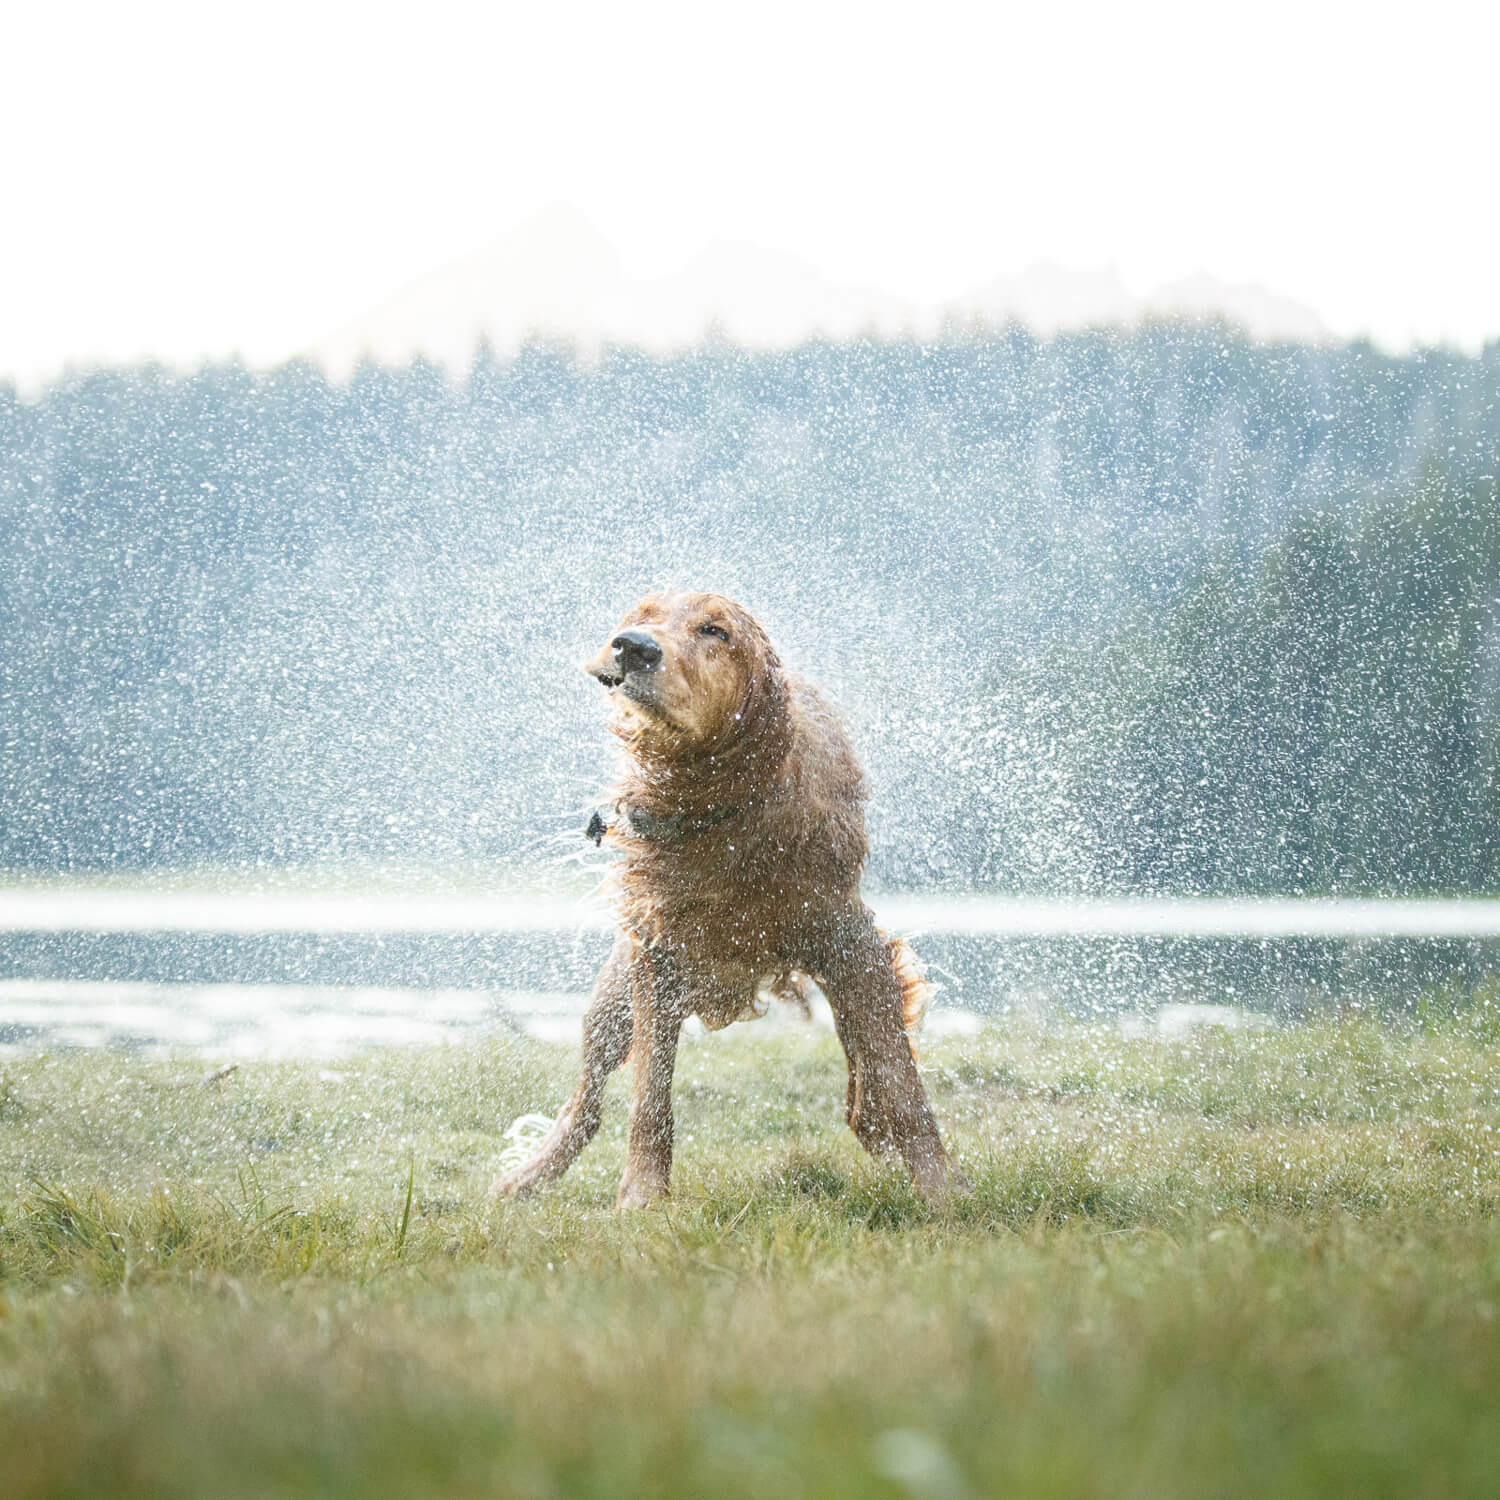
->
[1, 327, 1497, 892]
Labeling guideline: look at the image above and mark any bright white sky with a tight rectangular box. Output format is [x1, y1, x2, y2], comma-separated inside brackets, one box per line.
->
[4, 0, 1497, 386]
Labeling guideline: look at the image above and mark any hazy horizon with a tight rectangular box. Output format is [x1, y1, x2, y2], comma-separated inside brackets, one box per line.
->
[6, 2, 1498, 389]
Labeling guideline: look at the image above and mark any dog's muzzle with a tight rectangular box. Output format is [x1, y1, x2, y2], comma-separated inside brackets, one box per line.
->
[590, 629, 662, 688]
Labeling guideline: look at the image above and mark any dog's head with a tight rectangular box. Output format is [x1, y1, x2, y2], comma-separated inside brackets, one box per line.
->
[585, 591, 782, 752]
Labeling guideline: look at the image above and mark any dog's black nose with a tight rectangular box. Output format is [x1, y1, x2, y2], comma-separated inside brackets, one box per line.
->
[611, 630, 663, 674]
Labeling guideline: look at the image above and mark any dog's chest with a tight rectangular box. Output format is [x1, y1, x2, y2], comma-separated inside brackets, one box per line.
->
[619, 833, 839, 963]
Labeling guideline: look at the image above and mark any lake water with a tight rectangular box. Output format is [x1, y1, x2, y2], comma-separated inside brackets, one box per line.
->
[0, 889, 1496, 1056]
[3, 889, 1499, 937]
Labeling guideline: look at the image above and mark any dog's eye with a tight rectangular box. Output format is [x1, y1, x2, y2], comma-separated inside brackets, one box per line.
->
[698, 623, 730, 643]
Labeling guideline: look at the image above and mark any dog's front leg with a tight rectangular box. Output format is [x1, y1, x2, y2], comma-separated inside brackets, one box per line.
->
[616, 946, 686, 1210]
[492, 933, 634, 1199]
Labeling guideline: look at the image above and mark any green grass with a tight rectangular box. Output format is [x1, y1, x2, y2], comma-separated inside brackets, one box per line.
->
[2, 1017, 1498, 1498]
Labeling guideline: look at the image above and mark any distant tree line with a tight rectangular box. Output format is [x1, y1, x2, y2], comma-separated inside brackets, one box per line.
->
[0, 328, 1497, 891]
[955, 472, 1500, 894]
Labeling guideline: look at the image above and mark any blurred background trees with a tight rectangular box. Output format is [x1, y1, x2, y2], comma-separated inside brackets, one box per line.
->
[1, 328, 1496, 893]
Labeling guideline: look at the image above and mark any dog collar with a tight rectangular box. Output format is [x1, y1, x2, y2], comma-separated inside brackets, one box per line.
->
[585, 800, 746, 845]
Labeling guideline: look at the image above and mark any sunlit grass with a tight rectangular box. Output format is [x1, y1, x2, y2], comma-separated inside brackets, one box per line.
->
[2, 1018, 1498, 1498]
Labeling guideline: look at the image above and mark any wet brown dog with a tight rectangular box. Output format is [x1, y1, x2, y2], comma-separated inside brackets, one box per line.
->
[493, 591, 964, 1209]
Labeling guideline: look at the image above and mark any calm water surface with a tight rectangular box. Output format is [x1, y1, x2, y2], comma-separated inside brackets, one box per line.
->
[0, 889, 1495, 1056]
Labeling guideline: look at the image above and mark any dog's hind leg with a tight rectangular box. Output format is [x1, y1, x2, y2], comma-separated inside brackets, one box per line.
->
[817, 911, 967, 1204]
[492, 933, 634, 1199]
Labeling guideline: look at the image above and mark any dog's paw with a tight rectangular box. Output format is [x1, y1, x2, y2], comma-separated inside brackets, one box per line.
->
[615, 1169, 670, 1211]
[937, 1164, 974, 1203]
[912, 1155, 972, 1208]
[490, 1155, 555, 1201]
[489, 1168, 536, 1201]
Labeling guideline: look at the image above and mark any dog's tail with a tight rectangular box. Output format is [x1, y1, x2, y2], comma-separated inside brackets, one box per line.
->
[886, 934, 933, 1060]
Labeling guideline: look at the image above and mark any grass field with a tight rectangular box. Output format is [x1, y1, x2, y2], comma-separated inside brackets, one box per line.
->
[2, 1009, 1498, 1498]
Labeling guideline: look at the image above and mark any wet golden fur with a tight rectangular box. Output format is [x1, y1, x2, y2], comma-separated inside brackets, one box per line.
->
[494, 591, 963, 1209]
